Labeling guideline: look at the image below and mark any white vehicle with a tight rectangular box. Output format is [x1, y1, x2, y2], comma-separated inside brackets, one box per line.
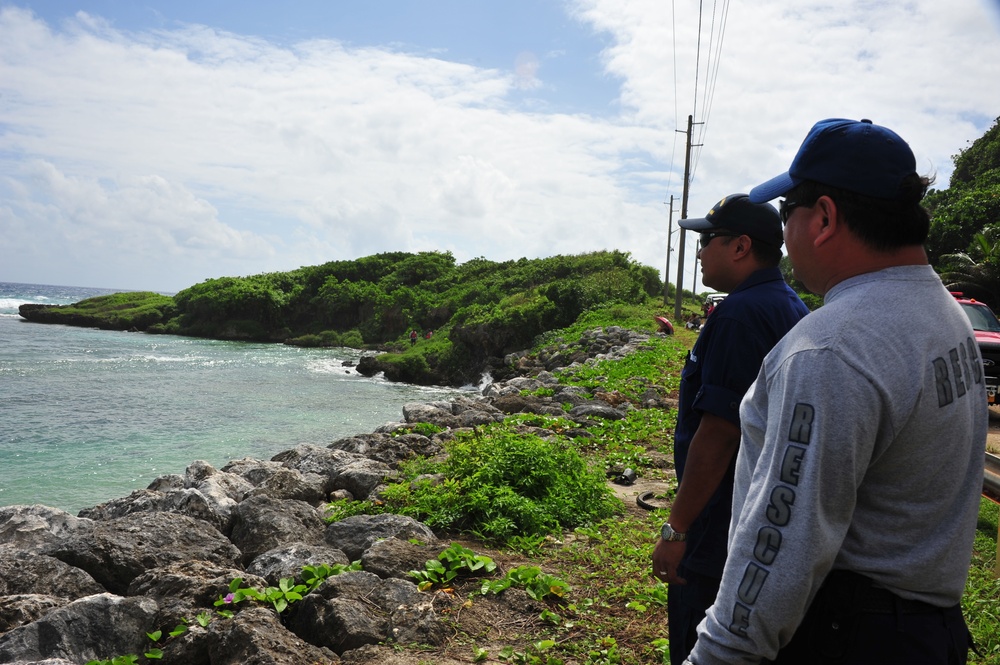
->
[704, 293, 726, 308]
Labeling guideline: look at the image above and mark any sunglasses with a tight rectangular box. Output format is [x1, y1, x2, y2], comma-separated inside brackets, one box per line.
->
[779, 199, 804, 224]
[699, 231, 740, 250]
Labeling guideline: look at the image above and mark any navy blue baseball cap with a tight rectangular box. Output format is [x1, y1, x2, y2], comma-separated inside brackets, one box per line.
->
[678, 193, 783, 247]
[748, 118, 917, 203]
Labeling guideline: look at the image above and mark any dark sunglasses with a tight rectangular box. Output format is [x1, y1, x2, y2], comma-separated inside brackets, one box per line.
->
[699, 231, 740, 250]
[779, 199, 804, 224]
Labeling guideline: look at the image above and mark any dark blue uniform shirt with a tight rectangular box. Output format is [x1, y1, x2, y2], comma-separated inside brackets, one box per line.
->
[674, 266, 809, 578]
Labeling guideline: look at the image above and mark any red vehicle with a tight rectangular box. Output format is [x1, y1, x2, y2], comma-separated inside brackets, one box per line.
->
[953, 292, 1000, 405]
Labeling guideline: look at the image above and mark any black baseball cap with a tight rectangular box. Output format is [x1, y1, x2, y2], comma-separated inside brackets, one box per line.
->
[678, 193, 783, 247]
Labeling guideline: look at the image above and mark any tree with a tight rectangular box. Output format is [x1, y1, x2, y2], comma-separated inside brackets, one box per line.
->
[926, 116, 1000, 265]
[939, 232, 1000, 311]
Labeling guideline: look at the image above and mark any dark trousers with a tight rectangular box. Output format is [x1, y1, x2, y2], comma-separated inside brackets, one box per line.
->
[769, 570, 972, 665]
[667, 567, 721, 665]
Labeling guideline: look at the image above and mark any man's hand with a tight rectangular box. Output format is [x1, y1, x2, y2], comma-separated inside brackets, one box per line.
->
[652, 537, 687, 584]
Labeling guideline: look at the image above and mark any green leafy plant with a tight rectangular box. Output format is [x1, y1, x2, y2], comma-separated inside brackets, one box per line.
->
[406, 421, 445, 437]
[86, 657, 139, 665]
[507, 533, 548, 557]
[410, 543, 497, 591]
[651, 638, 671, 664]
[215, 576, 306, 614]
[480, 565, 570, 603]
[498, 640, 563, 665]
[626, 582, 669, 613]
[301, 561, 362, 591]
[323, 497, 381, 522]
[381, 422, 622, 544]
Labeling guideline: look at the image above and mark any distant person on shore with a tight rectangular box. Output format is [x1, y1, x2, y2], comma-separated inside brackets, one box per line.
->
[652, 194, 809, 665]
[682, 119, 985, 665]
[409, 330, 418, 346]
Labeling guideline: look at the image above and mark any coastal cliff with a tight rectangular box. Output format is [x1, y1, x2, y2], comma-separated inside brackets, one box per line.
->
[17, 250, 663, 387]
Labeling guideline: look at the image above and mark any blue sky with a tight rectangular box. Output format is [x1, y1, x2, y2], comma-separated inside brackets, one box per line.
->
[2, 1, 1000, 293]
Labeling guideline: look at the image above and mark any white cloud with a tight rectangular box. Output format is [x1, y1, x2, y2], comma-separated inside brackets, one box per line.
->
[1, 2, 999, 293]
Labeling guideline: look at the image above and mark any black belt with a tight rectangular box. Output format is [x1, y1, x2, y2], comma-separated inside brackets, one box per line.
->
[825, 570, 943, 615]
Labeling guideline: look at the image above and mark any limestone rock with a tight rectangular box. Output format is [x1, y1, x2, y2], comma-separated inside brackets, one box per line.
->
[246, 543, 351, 586]
[0, 546, 105, 599]
[0, 593, 158, 664]
[207, 606, 339, 665]
[46, 512, 240, 595]
[324, 514, 437, 561]
[0, 506, 94, 555]
[229, 496, 325, 565]
[359, 537, 438, 581]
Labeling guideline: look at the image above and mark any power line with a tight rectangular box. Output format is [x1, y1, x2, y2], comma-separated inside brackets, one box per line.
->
[691, 0, 730, 178]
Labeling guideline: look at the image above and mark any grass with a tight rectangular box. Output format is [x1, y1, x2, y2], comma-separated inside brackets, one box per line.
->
[341, 299, 1000, 664]
[967, 499, 1000, 663]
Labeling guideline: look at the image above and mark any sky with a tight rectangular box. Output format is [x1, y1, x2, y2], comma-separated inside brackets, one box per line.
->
[1, 1, 1000, 294]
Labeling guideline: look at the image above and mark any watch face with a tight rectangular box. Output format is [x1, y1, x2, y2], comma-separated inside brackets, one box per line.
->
[661, 523, 684, 541]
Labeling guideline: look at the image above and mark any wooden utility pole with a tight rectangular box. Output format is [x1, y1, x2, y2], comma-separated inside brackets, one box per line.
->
[663, 194, 676, 306]
[673, 115, 701, 321]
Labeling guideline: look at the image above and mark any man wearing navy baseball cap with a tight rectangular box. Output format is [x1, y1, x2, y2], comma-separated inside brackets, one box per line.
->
[651, 194, 808, 665]
[682, 120, 984, 665]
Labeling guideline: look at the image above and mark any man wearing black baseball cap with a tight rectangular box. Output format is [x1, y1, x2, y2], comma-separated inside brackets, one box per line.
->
[652, 193, 808, 665]
[683, 120, 984, 665]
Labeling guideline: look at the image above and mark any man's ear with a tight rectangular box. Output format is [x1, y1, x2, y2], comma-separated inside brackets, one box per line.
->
[813, 196, 839, 247]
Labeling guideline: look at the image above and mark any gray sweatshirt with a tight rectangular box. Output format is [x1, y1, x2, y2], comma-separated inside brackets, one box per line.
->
[688, 265, 987, 665]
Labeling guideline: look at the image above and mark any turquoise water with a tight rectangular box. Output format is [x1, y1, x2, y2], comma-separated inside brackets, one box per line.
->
[0, 282, 470, 514]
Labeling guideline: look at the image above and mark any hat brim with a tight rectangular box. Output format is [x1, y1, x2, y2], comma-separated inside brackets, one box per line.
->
[748, 173, 797, 203]
[677, 217, 717, 232]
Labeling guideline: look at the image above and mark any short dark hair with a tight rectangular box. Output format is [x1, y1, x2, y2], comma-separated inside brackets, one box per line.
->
[719, 235, 784, 267]
[784, 173, 934, 251]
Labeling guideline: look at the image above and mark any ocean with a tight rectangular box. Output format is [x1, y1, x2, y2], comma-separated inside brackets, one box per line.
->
[0, 282, 471, 514]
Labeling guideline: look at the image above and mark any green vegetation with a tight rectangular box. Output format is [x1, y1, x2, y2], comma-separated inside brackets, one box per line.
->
[929, 115, 1000, 309]
[965, 499, 1000, 662]
[21, 250, 663, 385]
[317, 310, 1000, 664]
[410, 542, 499, 590]
[377, 420, 623, 542]
[20, 291, 176, 330]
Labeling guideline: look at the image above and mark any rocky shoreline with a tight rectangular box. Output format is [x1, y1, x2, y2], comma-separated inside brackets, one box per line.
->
[0, 327, 674, 665]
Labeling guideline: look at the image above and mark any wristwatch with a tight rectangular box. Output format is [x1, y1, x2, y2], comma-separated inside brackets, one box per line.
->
[661, 522, 687, 542]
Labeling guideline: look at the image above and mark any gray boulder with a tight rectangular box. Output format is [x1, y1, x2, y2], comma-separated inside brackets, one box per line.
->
[360, 537, 438, 581]
[127, 560, 265, 628]
[46, 512, 240, 595]
[568, 402, 627, 422]
[220, 457, 287, 485]
[329, 458, 394, 500]
[0, 593, 158, 664]
[401, 402, 459, 428]
[245, 467, 328, 505]
[325, 514, 437, 561]
[206, 606, 338, 665]
[0, 506, 93, 555]
[229, 496, 325, 565]
[78, 487, 235, 534]
[267, 444, 394, 501]
[0, 546, 105, 599]
[329, 432, 440, 468]
[290, 570, 444, 654]
[246, 543, 351, 586]
[0, 595, 65, 634]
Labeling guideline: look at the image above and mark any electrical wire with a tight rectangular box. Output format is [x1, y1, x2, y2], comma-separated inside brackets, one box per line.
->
[691, 0, 730, 178]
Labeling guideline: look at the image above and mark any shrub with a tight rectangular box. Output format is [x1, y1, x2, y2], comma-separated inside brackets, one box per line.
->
[380, 423, 622, 543]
